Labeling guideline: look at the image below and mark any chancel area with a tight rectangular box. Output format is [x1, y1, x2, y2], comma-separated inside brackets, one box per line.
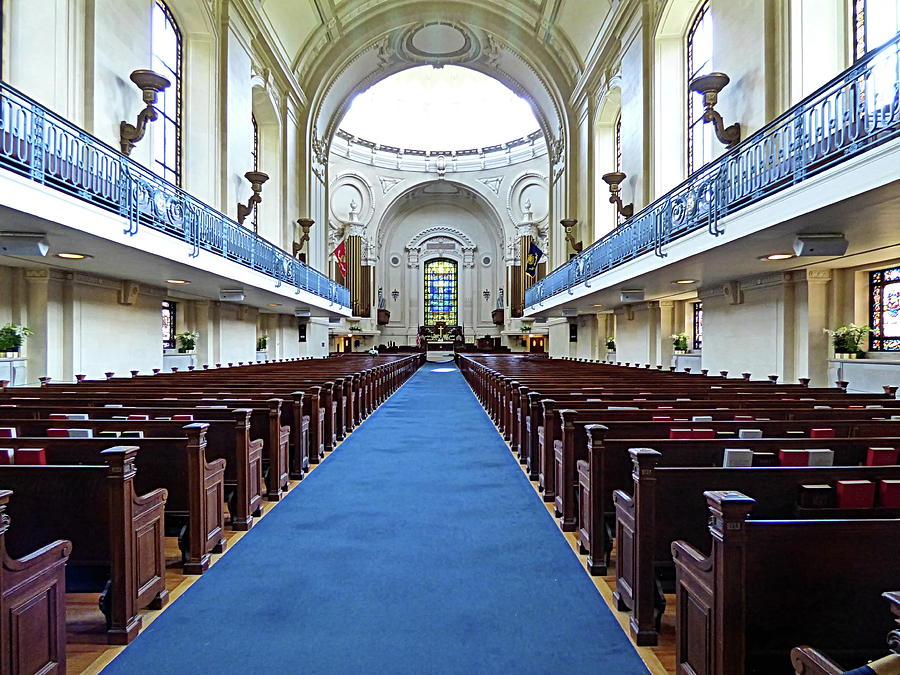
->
[1, 1, 900, 674]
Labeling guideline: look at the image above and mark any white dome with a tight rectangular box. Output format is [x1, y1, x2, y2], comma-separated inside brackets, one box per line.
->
[339, 65, 541, 151]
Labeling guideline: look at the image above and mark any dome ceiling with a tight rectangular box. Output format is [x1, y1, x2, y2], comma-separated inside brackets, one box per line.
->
[338, 65, 541, 151]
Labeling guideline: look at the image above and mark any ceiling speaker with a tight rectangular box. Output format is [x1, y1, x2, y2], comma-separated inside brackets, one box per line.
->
[294, 307, 311, 317]
[219, 289, 245, 302]
[0, 232, 49, 256]
[793, 234, 848, 257]
[620, 290, 644, 303]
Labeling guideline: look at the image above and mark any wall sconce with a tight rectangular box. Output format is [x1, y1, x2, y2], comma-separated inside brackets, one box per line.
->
[601, 172, 634, 219]
[293, 218, 314, 258]
[391, 289, 400, 301]
[483, 289, 491, 302]
[119, 69, 171, 156]
[237, 171, 270, 226]
[688, 72, 741, 149]
[560, 218, 583, 252]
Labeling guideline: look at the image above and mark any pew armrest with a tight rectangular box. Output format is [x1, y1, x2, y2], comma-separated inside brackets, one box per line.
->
[3, 537, 72, 576]
[790, 647, 844, 675]
[671, 539, 712, 574]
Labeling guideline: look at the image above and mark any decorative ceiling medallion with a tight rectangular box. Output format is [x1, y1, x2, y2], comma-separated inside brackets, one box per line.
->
[399, 23, 481, 66]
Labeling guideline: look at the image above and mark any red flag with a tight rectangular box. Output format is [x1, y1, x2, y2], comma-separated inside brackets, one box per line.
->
[332, 240, 347, 279]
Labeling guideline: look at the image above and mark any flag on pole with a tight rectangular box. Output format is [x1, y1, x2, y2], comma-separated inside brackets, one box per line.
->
[332, 240, 347, 278]
[524, 241, 544, 277]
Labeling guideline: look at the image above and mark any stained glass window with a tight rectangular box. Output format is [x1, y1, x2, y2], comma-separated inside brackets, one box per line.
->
[870, 266, 900, 351]
[854, 0, 900, 60]
[161, 300, 177, 349]
[151, 1, 182, 186]
[692, 302, 703, 350]
[687, 0, 713, 175]
[424, 258, 458, 326]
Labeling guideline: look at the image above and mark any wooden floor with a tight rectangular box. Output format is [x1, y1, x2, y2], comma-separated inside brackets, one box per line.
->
[65, 410, 674, 675]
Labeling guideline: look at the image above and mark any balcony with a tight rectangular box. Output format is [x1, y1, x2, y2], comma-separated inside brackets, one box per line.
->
[0, 80, 350, 312]
[526, 33, 900, 313]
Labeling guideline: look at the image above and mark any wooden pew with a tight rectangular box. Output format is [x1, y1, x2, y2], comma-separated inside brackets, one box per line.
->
[671, 491, 900, 674]
[614, 449, 900, 645]
[0, 490, 71, 675]
[790, 591, 899, 673]
[576, 428, 900, 576]
[0, 447, 167, 644]
[2, 424, 225, 574]
[3, 412, 264, 532]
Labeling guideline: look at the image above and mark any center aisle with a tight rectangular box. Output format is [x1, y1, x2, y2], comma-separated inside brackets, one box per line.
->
[103, 363, 649, 674]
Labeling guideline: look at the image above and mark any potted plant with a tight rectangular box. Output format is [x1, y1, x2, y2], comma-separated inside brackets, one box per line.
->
[671, 332, 689, 354]
[606, 336, 616, 352]
[825, 324, 872, 359]
[175, 330, 198, 353]
[349, 324, 362, 332]
[256, 335, 269, 352]
[519, 321, 534, 333]
[0, 324, 33, 357]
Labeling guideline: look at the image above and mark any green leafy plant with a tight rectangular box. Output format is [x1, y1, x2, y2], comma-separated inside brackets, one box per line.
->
[606, 336, 616, 351]
[349, 324, 362, 332]
[0, 324, 33, 352]
[671, 332, 689, 352]
[175, 330, 199, 352]
[256, 335, 269, 351]
[825, 324, 871, 354]
[519, 321, 534, 333]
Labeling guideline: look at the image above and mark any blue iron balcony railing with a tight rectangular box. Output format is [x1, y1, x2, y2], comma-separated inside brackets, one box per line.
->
[0, 81, 350, 310]
[526, 31, 900, 310]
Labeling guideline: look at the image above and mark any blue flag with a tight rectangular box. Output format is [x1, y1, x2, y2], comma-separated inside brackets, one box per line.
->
[524, 241, 544, 277]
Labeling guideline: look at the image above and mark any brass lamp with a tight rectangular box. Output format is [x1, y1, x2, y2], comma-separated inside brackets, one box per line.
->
[560, 218, 583, 252]
[119, 69, 171, 156]
[601, 172, 634, 219]
[688, 72, 741, 148]
[237, 171, 270, 226]
[293, 218, 314, 257]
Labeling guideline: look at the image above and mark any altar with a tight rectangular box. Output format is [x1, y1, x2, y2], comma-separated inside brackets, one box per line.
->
[426, 340, 455, 350]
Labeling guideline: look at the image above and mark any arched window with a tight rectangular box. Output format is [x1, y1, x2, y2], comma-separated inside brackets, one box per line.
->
[870, 265, 900, 351]
[424, 258, 458, 326]
[854, 0, 900, 60]
[161, 300, 177, 350]
[151, 1, 182, 186]
[692, 302, 703, 350]
[686, 0, 713, 175]
[614, 114, 622, 173]
[251, 113, 259, 232]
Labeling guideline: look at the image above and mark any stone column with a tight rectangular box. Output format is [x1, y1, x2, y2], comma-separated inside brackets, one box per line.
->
[658, 300, 675, 369]
[24, 269, 50, 381]
[804, 269, 833, 387]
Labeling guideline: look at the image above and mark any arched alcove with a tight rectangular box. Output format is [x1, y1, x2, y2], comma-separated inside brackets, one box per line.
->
[593, 81, 622, 241]
[251, 77, 284, 247]
[374, 181, 506, 340]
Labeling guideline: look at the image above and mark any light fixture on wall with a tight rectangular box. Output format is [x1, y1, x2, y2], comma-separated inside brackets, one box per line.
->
[293, 218, 315, 258]
[688, 72, 741, 148]
[237, 171, 270, 227]
[601, 172, 634, 219]
[482, 289, 491, 302]
[560, 218, 583, 252]
[119, 69, 171, 156]
[391, 288, 400, 301]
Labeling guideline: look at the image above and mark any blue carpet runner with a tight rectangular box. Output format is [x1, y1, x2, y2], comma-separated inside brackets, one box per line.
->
[103, 363, 649, 674]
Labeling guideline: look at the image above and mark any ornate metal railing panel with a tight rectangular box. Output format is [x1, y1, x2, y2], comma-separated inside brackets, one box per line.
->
[0, 81, 349, 309]
[527, 32, 900, 310]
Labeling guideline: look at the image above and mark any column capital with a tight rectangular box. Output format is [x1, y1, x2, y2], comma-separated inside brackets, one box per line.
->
[24, 268, 50, 283]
